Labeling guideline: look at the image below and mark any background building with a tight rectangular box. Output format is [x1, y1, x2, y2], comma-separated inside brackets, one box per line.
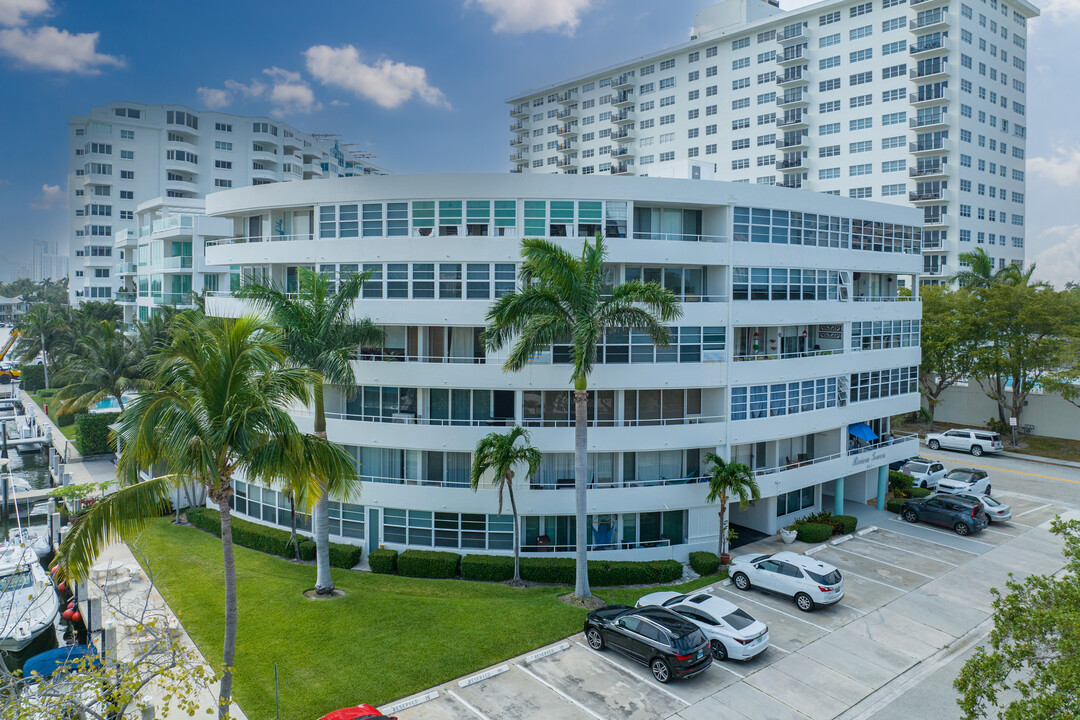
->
[507, 0, 1038, 284]
[202, 173, 922, 560]
[67, 102, 387, 306]
[32, 240, 68, 282]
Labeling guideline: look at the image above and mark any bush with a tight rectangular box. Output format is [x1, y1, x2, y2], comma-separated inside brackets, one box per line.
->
[519, 557, 684, 586]
[74, 411, 119, 455]
[398, 550, 462, 579]
[56, 406, 87, 428]
[910, 487, 933, 498]
[795, 523, 834, 544]
[886, 498, 906, 514]
[299, 540, 316, 562]
[461, 554, 515, 582]
[19, 365, 45, 392]
[368, 548, 398, 574]
[833, 515, 858, 535]
[888, 470, 913, 494]
[187, 507, 294, 559]
[297, 539, 362, 568]
[689, 551, 721, 576]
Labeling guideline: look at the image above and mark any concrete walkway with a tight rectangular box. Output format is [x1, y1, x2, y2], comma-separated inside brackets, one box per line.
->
[19, 389, 81, 462]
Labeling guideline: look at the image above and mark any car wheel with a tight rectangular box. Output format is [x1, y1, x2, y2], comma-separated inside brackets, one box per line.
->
[954, 522, 971, 536]
[985, 485, 991, 495]
[650, 658, 672, 683]
[733, 572, 751, 591]
[970, 445, 983, 457]
[903, 509, 919, 523]
[795, 592, 815, 612]
[928, 439, 940, 450]
[710, 639, 728, 661]
[920, 480, 927, 489]
[585, 628, 605, 650]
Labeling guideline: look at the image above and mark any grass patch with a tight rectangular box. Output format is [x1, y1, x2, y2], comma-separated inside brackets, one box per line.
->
[28, 391, 78, 441]
[1007, 435, 1080, 463]
[132, 519, 716, 720]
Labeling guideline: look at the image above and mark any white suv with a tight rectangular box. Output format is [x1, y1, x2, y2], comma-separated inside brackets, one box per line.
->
[729, 551, 844, 612]
[900, 459, 946, 489]
[926, 429, 1004, 457]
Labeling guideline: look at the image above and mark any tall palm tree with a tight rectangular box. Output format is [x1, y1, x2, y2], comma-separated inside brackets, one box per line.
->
[53, 320, 143, 413]
[14, 302, 65, 388]
[484, 236, 682, 598]
[237, 267, 384, 595]
[951, 248, 998, 289]
[703, 452, 760, 560]
[470, 426, 542, 584]
[52, 313, 355, 720]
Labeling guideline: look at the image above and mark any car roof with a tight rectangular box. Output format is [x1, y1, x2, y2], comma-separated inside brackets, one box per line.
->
[680, 594, 740, 617]
[635, 606, 699, 635]
[945, 467, 984, 474]
[770, 551, 838, 573]
[933, 494, 982, 506]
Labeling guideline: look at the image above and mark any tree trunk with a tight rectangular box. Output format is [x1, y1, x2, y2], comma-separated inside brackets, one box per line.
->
[41, 334, 50, 390]
[217, 493, 238, 720]
[289, 492, 300, 561]
[717, 512, 723, 557]
[573, 388, 591, 599]
[719, 492, 728, 557]
[508, 482, 520, 583]
[312, 384, 333, 594]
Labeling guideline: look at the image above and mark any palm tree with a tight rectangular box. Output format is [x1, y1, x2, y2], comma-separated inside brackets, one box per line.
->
[237, 267, 384, 595]
[53, 320, 143, 413]
[52, 313, 355, 720]
[484, 236, 682, 598]
[469, 426, 542, 584]
[14, 302, 65, 388]
[703, 452, 760, 560]
[951, 249, 998, 289]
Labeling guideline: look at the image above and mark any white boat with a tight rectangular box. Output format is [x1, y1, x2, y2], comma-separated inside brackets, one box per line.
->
[0, 546, 59, 652]
[6, 527, 52, 561]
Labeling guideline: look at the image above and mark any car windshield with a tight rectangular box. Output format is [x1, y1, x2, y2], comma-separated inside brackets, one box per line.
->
[804, 568, 842, 586]
[945, 471, 977, 483]
[672, 629, 707, 653]
[980, 495, 1001, 506]
[661, 595, 688, 607]
[722, 608, 757, 631]
[906, 463, 929, 473]
[0, 570, 33, 592]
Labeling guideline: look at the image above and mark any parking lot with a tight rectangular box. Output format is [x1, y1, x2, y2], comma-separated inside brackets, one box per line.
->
[381, 493, 1074, 720]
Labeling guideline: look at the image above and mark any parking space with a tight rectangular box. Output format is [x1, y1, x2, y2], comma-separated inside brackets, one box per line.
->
[453, 664, 596, 720]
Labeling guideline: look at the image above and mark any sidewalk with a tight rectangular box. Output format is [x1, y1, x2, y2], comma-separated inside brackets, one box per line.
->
[913, 436, 1080, 471]
[19, 389, 81, 462]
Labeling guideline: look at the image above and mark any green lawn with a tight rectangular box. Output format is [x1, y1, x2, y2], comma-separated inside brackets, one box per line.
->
[28, 390, 78, 441]
[133, 519, 720, 720]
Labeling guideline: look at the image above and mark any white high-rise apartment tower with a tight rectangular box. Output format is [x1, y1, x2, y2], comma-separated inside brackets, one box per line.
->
[508, 0, 1038, 283]
[67, 102, 386, 306]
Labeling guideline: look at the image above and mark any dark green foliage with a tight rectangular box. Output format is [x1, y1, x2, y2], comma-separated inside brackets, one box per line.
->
[519, 557, 684, 586]
[56, 406, 87, 428]
[460, 554, 515, 582]
[833, 515, 858, 535]
[886, 497, 906, 514]
[18, 364, 45, 391]
[368, 548, 398, 574]
[299, 540, 316, 562]
[329, 542, 362, 569]
[795, 523, 834, 544]
[889, 469, 914, 494]
[689, 551, 721, 576]
[398, 550, 462, 579]
[911, 487, 933, 498]
[74, 411, 119, 455]
[188, 507, 294, 560]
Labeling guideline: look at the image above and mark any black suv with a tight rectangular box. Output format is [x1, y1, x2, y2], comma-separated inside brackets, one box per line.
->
[584, 605, 712, 682]
[900, 494, 989, 536]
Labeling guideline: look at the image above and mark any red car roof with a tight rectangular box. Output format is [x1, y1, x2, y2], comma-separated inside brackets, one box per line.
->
[318, 705, 391, 720]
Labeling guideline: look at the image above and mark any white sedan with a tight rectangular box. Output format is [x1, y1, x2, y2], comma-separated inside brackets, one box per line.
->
[636, 591, 769, 661]
[950, 492, 1012, 523]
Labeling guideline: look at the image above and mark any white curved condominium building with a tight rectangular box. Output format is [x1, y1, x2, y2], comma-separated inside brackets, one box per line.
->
[205, 174, 922, 561]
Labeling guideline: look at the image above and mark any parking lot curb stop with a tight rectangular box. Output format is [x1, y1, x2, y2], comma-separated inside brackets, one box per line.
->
[804, 544, 828, 555]
[458, 664, 508, 688]
[524, 642, 570, 663]
[831, 534, 853, 545]
[856, 526, 878, 536]
[381, 690, 440, 715]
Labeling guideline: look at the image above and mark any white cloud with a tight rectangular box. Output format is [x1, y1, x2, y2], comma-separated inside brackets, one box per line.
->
[224, 77, 267, 99]
[329, 99, 349, 107]
[30, 183, 61, 210]
[1029, 146, 1080, 187]
[197, 86, 231, 109]
[0, 0, 50, 27]
[1032, 225, 1080, 289]
[1039, 0, 1080, 23]
[466, 0, 595, 34]
[305, 45, 449, 109]
[262, 66, 320, 116]
[0, 25, 122, 73]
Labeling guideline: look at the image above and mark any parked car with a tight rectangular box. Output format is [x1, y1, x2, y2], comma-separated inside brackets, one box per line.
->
[950, 492, 1011, 523]
[937, 467, 992, 495]
[317, 706, 394, 720]
[584, 605, 712, 682]
[635, 591, 770, 661]
[900, 495, 989, 536]
[729, 551, 844, 612]
[889, 454, 925, 472]
[926, 429, 1003, 456]
[900, 459, 946, 489]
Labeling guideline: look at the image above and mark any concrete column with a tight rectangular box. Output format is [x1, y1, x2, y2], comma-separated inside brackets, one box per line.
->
[834, 477, 845, 516]
[877, 465, 889, 511]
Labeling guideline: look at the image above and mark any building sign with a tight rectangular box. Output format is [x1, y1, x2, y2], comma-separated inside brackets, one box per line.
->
[850, 450, 887, 467]
[818, 324, 842, 339]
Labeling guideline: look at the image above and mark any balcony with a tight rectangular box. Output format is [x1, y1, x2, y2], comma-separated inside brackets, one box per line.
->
[923, 214, 948, 228]
[611, 108, 635, 124]
[910, 10, 949, 31]
[556, 156, 578, 169]
[153, 292, 194, 307]
[909, 62, 950, 81]
[909, 139, 950, 155]
[777, 25, 810, 45]
[911, 0, 948, 7]
[114, 262, 136, 275]
[556, 123, 577, 137]
[776, 50, 808, 67]
[115, 291, 137, 304]
[776, 92, 809, 108]
[910, 112, 949, 130]
[922, 263, 949, 277]
[511, 104, 529, 118]
[777, 135, 809, 151]
[776, 158, 805, 171]
[909, 36, 952, 57]
[609, 163, 632, 175]
[556, 140, 576, 153]
[776, 71, 808, 87]
[611, 74, 635, 89]
[909, 163, 950, 179]
[161, 255, 194, 270]
[556, 90, 577, 105]
[612, 90, 635, 108]
[556, 106, 578, 121]
[909, 88, 951, 107]
[611, 128, 635, 143]
[909, 188, 946, 203]
[510, 135, 528, 148]
[510, 151, 528, 163]
[610, 147, 635, 161]
[510, 121, 530, 134]
[777, 114, 809, 130]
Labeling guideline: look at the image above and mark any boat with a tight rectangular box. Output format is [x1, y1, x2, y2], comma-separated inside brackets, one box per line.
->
[0, 546, 60, 653]
[22, 644, 100, 681]
[7, 527, 52, 561]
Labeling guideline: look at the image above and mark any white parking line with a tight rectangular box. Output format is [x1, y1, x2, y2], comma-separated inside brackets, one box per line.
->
[827, 544, 936, 579]
[887, 517, 996, 548]
[513, 663, 610, 720]
[445, 689, 495, 720]
[718, 662, 745, 679]
[573, 641, 692, 706]
[1016, 503, 1052, 517]
[980, 525, 1016, 537]
[769, 643, 791, 654]
[838, 602, 869, 615]
[872, 525, 980, 554]
[833, 567, 910, 594]
[852, 535, 960, 566]
[710, 585, 831, 631]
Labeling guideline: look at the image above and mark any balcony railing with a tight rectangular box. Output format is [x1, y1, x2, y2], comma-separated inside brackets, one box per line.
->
[631, 231, 728, 243]
[910, 164, 947, 177]
[852, 294, 920, 302]
[752, 434, 917, 477]
[777, 158, 804, 170]
[312, 409, 724, 429]
[161, 256, 194, 270]
[206, 233, 314, 247]
[153, 292, 194, 307]
[115, 292, 137, 303]
[732, 348, 840, 362]
[357, 350, 485, 364]
[909, 189, 945, 201]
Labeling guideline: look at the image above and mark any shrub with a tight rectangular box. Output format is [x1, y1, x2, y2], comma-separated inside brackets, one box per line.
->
[461, 554, 515, 582]
[299, 540, 317, 562]
[689, 551, 721, 576]
[910, 487, 933, 498]
[888, 470, 913, 494]
[74, 411, 119, 455]
[329, 542, 363, 569]
[19, 365, 45, 392]
[833, 515, 858, 535]
[368, 548, 398, 574]
[398, 550, 462, 579]
[56, 406, 87, 428]
[795, 522, 834, 544]
[519, 557, 575, 584]
[885, 498, 906, 514]
[187, 507, 294, 559]
[519, 557, 684, 586]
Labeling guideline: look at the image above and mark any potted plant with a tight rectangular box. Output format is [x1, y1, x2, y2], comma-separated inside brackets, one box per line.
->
[779, 525, 797, 544]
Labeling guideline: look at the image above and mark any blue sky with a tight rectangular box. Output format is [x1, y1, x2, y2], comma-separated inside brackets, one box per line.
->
[0, 0, 1077, 286]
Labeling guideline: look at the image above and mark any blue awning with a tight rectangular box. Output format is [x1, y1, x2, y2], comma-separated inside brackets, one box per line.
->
[848, 423, 879, 442]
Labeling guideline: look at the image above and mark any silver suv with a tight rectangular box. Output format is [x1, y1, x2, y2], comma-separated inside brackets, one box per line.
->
[926, 429, 1003, 457]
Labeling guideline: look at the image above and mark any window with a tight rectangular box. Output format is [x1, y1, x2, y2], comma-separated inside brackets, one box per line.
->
[820, 100, 840, 113]
[820, 78, 840, 92]
[819, 145, 840, 158]
[883, 40, 906, 55]
[849, 187, 872, 198]
[819, 10, 840, 25]
[882, 111, 906, 125]
[850, 140, 872, 153]
[215, 179, 233, 188]
[882, 159, 906, 172]
[819, 168, 840, 179]
[882, 64, 906, 79]
[733, 58, 750, 70]
[819, 32, 840, 47]
[850, 163, 872, 176]
[850, 2, 872, 17]
[850, 94, 872, 108]
[850, 117, 873, 130]
[850, 71, 873, 86]
[820, 123, 840, 135]
[215, 140, 232, 151]
[850, 48, 873, 63]
[820, 56, 840, 70]
[850, 25, 872, 40]
[732, 37, 749, 50]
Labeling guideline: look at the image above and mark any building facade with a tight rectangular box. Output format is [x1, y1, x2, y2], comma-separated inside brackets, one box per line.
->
[32, 240, 68, 283]
[507, 0, 1038, 283]
[67, 102, 386, 307]
[202, 173, 922, 560]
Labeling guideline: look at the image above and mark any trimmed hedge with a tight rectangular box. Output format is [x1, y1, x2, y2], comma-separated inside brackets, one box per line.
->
[461, 554, 515, 582]
[368, 548, 398, 574]
[689, 551, 721, 576]
[833, 515, 858, 535]
[56, 406, 87, 428]
[886, 497, 906, 514]
[910, 487, 933, 498]
[298, 540, 362, 568]
[519, 557, 684, 586]
[795, 522, 834, 544]
[19, 365, 45, 392]
[398, 550, 462, 579]
[74, 411, 119, 455]
[888, 469, 913, 493]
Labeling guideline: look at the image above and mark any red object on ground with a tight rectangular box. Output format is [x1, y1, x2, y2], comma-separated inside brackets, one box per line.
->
[57, 582, 67, 593]
[318, 705, 391, 720]
[71, 611, 82, 623]
[62, 609, 74, 620]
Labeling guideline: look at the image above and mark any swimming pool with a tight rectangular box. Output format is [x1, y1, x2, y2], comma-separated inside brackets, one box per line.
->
[93, 395, 136, 411]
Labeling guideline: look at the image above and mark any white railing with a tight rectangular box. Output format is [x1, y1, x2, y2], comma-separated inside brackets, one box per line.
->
[205, 233, 314, 247]
[304, 410, 724, 428]
[631, 232, 728, 243]
[357, 351, 486, 364]
[732, 349, 840, 362]
[358, 474, 708, 491]
[848, 432, 917, 455]
[753, 450, 845, 477]
[522, 415, 725, 429]
[852, 295, 921, 302]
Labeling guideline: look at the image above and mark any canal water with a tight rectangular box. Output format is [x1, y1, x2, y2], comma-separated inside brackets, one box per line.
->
[2, 417, 53, 535]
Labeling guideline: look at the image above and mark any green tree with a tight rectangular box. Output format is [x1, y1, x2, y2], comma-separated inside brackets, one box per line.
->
[53, 320, 143, 413]
[951, 248, 1000, 289]
[918, 285, 979, 428]
[237, 267, 382, 595]
[954, 518, 1080, 719]
[52, 313, 354, 720]
[469, 426, 542, 583]
[14, 302, 66, 388]
[483, 236, 682, 598]
[703, 453, 760, 558]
